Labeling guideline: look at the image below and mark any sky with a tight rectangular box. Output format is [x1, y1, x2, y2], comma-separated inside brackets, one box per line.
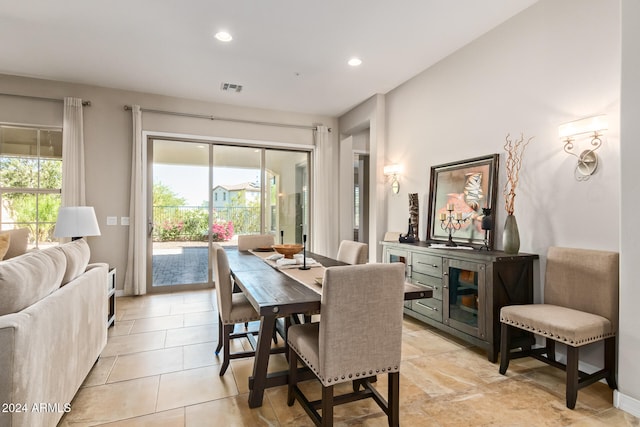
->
[154, 165, 259, 206]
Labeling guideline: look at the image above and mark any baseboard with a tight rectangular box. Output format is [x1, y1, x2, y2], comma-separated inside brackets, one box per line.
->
[614, 390, 640, 418]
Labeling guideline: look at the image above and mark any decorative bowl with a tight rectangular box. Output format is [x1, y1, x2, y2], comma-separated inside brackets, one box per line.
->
[272, 244, 303, 259]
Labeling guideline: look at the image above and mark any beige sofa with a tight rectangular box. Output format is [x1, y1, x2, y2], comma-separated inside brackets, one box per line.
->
[0, 238, 108, 427]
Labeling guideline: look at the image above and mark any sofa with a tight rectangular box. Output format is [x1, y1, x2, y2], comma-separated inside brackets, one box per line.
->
[0, 236, 108, 427]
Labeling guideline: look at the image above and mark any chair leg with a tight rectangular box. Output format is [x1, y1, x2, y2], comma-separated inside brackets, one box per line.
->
[566, 345, 579, 409]
[321, 384, 334, 427]
[219, 324, 233, 376]
[388, 372, 400, 427]
[215, 316, 223, 355]
[499, 322, 511, 375]
[604, 336, 617, 389]
[545, 338, 556, 362]
[287, 346, 297, 406]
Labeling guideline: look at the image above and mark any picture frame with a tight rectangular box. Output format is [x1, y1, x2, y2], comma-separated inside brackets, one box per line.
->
[426, 154, 499, 249]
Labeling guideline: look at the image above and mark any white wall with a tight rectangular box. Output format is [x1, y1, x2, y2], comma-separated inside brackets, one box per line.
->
[0, 74, 337, 291]
[618, 0, 640, 415]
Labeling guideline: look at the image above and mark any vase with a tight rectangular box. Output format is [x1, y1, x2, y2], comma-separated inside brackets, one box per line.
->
[502, 214, 520, 255]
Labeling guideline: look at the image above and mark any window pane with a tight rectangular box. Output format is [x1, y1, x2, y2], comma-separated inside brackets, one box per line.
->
[0, 126, 38, 157]
[41, 130, 63, 159]
[40, 158, 62, 189]
[3, 192, 37, 223]
[37, 193, 60, 245]
[0, 157, 38, 188]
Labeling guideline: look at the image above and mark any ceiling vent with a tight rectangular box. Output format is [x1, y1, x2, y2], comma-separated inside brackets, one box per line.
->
[220, 82, 243, 93]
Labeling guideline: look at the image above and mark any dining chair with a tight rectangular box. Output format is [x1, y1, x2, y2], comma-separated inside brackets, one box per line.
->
[499, 247, 619, 409]
[287, 263, 406, 426]
[237, 234, 275, 251]
[336, 240, 368, 265]
[212, 243, 263, 375]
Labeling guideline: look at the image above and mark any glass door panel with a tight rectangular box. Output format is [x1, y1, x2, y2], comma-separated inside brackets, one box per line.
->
[212, 145, 262, 243]
[150, 140, 210, 289]
[264, 149, 309, 245]
[444, 259, 485, 338]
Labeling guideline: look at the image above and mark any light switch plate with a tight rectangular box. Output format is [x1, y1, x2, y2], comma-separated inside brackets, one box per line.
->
[106, 216, 118, 226]
[121, 216, 130, 226]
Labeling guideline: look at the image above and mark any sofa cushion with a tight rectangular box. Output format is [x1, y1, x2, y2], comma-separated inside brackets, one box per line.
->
[0, 247, 66, 315]
[0, 228, 30, 260]
[0, 234, 9, 260]
[58, 239, 91, 285]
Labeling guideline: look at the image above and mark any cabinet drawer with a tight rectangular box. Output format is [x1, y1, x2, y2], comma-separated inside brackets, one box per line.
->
[412, 253, 442, 276]
[411, 272, 443, 300]
[412, 298, 443, 322]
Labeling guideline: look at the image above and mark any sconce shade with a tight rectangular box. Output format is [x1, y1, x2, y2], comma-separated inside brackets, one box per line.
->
[558, 115, 608, 139]
[383, 164, 402, 175]
[54, 206, 101, 239]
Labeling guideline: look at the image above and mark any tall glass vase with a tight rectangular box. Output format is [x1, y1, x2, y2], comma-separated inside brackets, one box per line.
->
[502, 214, 520, 255]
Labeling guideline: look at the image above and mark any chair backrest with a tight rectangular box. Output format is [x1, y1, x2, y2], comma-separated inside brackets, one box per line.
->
[544, 246, 619, 331]
[237, 234, 275, 251]
[212, 243, 233, 321]
[336, 240, 368, 265]
[319, 263, 405, 381]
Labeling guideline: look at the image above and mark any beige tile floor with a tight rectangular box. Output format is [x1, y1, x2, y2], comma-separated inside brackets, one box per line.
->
[59, 289, 639, 426]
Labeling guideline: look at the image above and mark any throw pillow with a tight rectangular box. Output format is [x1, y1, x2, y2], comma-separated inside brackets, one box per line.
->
[0, 234, 9, 260]
[0, 228, 30, 260]
[58, 239, 91, 285]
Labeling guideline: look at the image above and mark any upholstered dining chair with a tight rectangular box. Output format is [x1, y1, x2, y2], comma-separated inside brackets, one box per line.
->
[237, 234, 275, 251]
[499, 246, 619, 409]
[212, 243, 263, 375]
[336, 240, 368, 265]
[287, 263, 406, 426]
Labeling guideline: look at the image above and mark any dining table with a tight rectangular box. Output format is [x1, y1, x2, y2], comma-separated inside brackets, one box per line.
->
[225, 247, 433, 408]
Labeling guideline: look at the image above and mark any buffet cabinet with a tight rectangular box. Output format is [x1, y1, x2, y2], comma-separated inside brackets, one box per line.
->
[382, 241, 538, 362]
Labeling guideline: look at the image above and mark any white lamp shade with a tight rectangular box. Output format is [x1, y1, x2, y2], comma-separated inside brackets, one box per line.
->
[559, 115, 608, 139]
[383, 164, 402, 175]
[54, 206, 101, 238]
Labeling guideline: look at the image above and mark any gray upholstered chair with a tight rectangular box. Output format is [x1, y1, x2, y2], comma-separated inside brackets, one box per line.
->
[499, 247, 619, 409]
[237, 234, 275, 251]
[212, 243, 262, 375]
[336, 240, 368, 265]
[287, 263, 406, 426]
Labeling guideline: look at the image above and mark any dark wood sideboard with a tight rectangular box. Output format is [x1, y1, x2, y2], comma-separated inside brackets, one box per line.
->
[382, 241, 538, 362]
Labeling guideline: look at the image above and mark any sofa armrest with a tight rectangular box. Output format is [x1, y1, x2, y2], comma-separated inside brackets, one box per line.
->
[0, 313, 30, 427]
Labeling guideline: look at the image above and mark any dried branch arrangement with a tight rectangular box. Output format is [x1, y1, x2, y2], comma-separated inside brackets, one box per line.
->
[503, 133, 534, 215]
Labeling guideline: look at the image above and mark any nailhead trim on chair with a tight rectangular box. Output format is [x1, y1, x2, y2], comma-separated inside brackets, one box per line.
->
[500, 317, 615, 346]
[288, 341, 399, 386]
[222, 317, 260, 324]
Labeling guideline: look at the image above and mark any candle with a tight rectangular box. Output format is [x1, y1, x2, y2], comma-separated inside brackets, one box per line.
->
[455, 212, 463, 220]
[446, 203, 454, 211]
[439, 212, 447, 221]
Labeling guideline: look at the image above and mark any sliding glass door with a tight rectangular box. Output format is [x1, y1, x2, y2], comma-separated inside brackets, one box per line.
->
[148, 138, 310, 292]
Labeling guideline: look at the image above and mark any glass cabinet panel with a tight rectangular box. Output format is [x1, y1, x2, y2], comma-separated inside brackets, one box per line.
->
[444, 259, 485, 339]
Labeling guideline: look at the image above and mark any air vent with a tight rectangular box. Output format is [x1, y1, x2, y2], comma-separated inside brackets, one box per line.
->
[220, 82, 243, 93]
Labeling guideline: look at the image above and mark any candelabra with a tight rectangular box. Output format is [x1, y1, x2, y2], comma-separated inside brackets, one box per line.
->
[439, 205, 468, 247]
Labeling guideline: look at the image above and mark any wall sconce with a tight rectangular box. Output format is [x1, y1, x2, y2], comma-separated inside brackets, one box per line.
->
[558, 115, 608, 181]
[383, 164, 402, 194]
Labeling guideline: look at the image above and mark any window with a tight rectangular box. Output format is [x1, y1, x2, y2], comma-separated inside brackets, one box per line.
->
[0, 124, 63, 248]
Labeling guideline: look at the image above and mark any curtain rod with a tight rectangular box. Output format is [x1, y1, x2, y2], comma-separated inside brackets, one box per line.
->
[123, 105, 330, 132]
[0, 92, 91, 106]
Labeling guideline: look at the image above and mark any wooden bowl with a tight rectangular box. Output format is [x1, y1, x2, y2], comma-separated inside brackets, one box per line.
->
[272, 244, 303, 259]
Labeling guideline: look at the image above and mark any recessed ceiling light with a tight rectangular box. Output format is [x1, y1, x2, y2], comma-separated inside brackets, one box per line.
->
[214, 31, 233, 42]
[348, 57, 362, 67]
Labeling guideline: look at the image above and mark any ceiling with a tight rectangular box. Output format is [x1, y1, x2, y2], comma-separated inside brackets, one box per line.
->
[0, 0, 538, 117]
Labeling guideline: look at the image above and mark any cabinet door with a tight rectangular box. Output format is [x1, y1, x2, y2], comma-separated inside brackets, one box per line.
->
[443, 258, 486, 339]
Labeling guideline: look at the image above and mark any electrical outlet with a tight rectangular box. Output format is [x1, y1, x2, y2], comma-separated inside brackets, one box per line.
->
[121, 217, 130, 226]
[106, 216, 118, 226]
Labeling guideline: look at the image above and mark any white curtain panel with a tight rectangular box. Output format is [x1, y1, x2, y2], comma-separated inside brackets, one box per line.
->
[312, 125, 338, 257]
[124, 105, 147, 295]
[61, 97, 86, 207]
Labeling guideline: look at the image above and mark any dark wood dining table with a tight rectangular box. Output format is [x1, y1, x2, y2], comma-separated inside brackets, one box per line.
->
[225, 248, 433, 408]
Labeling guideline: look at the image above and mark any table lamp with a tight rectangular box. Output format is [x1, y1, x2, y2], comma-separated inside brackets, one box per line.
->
[54, 206, 101, 241]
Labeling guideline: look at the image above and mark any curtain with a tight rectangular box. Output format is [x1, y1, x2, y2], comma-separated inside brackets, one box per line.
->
[312, 125, 338, 257]
[61, 97, 86, 206]
[124, 105, 147, 295]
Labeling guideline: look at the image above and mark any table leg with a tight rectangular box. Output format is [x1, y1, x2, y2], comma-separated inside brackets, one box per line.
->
[248, 314, 276, 408]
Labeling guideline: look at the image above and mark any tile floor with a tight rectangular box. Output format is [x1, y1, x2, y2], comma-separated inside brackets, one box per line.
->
[59, 289, 639, 426]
